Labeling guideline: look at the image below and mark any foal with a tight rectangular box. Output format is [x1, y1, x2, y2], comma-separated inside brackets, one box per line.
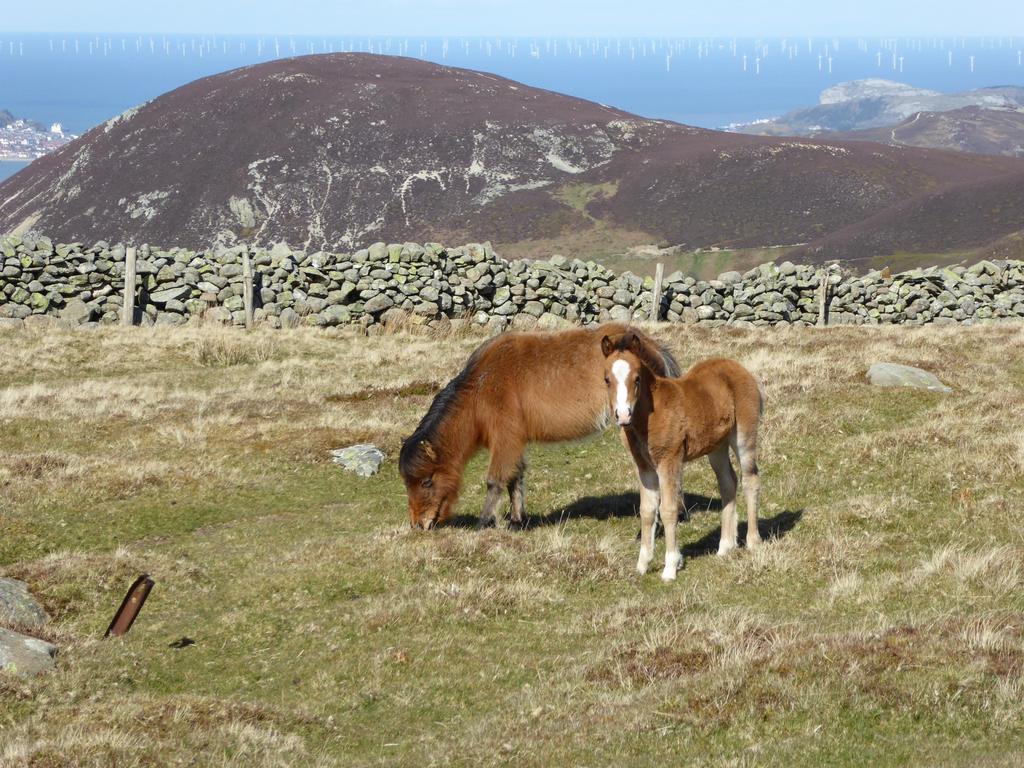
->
[602, 332, 765, 581]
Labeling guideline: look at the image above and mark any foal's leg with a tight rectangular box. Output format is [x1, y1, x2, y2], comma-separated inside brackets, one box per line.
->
[731, 427, 762, 548]
[621, 429, 659, 575]
[636, 463, 660, 575]
[657, 461, 683, 582]
[479, 439, 525, 529]
[709, 440, 739, 556]
[506, 459, 527, 529]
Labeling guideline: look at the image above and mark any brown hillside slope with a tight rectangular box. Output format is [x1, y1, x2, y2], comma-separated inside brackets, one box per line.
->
[791, 168, 1024, 266]
[1, 54, 1022, 263]
[837, 106, 1024, 158]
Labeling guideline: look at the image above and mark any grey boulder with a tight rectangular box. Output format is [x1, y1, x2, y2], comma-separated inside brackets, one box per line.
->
[0, 627, 57, 677]
[867, 362, 952, 393]
[330, 444, 385, 477]
[0, 578, 49, 630]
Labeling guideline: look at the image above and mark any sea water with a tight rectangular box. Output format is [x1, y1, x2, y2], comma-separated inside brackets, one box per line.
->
[0, 161, 30, 183]
[0, 34, 1021, 136]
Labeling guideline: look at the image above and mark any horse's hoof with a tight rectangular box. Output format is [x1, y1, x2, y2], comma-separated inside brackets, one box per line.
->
[475, 518, 496, 531]
[660, 570, 677, 582]
[507, 519, 529, 532]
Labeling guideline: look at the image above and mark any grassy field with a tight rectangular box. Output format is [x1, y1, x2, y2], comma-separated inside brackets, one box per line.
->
[1, 322, 1023, 766]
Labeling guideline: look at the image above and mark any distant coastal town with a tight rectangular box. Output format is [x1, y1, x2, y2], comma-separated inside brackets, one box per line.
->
[0, 112, 77, 161]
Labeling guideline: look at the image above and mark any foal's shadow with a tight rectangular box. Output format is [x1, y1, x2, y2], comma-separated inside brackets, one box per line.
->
[448, 489, 806, 548]
[682, 508, 804, 558]
[517, 491, 803, 558]
[448, 492, 803, 554]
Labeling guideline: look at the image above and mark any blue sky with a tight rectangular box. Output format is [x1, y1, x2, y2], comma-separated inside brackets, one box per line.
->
[4, 0, 1023, 36]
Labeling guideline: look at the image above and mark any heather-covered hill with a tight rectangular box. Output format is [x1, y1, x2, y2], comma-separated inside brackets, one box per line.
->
[2, 54, 1023, 263]
[836, 106, 1024, 158]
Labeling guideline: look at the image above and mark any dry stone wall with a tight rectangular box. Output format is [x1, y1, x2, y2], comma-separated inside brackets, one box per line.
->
[2, 233, 1023, 331]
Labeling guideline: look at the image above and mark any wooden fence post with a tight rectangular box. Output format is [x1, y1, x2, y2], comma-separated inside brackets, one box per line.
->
[122, 245, 137, 327]
[817, 268, 829, 328]
[650, 262, 665, 322]
[242, 249, 254, 330]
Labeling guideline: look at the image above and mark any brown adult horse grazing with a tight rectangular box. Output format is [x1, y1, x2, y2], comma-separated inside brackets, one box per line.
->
[601, 332, 765, 581]
[399, 323, 680, 530]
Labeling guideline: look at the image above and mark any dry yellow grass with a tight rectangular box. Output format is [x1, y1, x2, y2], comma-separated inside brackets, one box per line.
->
[0, 321, 1023, 766]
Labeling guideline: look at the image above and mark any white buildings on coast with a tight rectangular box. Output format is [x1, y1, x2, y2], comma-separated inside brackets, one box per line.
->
[0, 118, 76, 161]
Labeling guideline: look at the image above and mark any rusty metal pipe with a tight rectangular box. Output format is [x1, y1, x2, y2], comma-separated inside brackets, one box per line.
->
[105, 574, 154, 638]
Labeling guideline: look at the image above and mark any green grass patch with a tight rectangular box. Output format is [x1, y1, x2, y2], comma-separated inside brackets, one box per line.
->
[1, 324, 1023, 766]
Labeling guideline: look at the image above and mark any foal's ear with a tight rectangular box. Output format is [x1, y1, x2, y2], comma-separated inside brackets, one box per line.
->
[627, 332, 644, 355]
[600, 335, 614, 357]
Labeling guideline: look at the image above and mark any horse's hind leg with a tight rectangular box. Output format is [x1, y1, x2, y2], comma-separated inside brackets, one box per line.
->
[709, 440, 739, 556]
[506, 459, 527, 529]
[731, 424, 762, 549]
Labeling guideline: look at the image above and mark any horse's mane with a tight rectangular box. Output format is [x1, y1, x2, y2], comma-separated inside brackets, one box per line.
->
[609, 328, 681, 378]
[653, 338, 682, 378]
[398, 336, 497, 480]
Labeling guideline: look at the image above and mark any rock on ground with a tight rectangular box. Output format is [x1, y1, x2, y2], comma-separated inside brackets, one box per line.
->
[0, 578, 49, 630]
[867, 362, 953, 393]
[331, 444, 385, 477]
[0, 627, 57, 677]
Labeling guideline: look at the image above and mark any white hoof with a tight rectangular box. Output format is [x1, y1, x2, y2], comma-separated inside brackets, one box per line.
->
[717, 540, 736, 557]
[661, 551, 681, 582]
[637, 547, 653, 575]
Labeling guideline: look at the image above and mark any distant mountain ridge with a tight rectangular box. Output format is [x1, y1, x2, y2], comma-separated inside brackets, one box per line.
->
[836, 106, 1024, 158]
[732, 79, 1024, 135]
[2, 56, 1024, 265]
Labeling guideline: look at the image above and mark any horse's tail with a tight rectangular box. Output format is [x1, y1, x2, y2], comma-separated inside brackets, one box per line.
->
[757, 377, 767, 417]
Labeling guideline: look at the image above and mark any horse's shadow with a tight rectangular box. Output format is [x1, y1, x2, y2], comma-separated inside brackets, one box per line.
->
[450, 491, 803, 557]
[538, 491, 721, 526]
[446, 491, 666, 529]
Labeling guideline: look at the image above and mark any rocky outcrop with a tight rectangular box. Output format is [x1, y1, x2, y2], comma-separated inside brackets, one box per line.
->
[2, 233, 1023, 331]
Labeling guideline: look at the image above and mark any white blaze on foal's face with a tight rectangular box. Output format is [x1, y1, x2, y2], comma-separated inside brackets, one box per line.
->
[611, 358, 634, 425]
